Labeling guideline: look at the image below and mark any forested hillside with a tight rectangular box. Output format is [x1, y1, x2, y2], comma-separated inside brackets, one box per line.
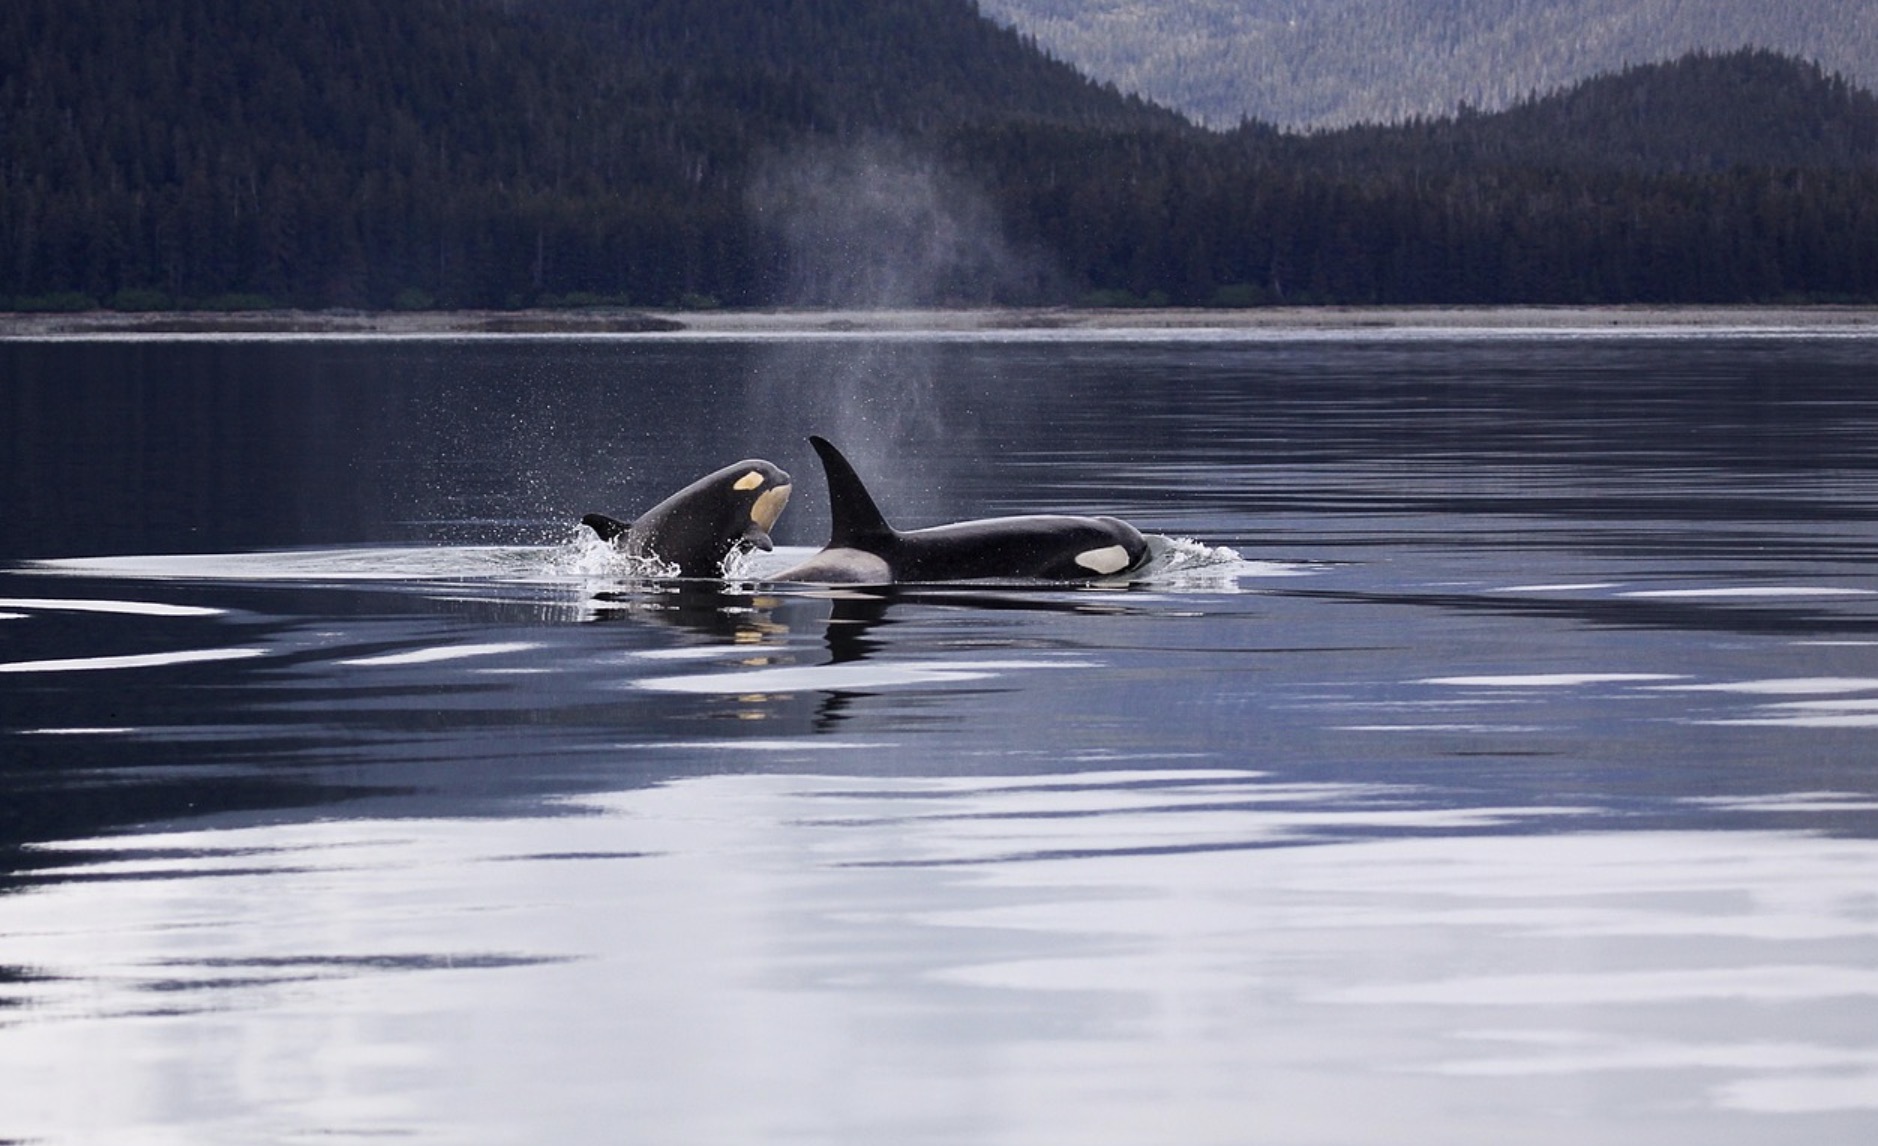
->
[979, 0, 1878, 128]
[0, 0, 1173, 312]
[1303, 52, 1878, 174]
[973, 51, 1878, 307]
[3, 2, 1875, 311]
[509, 0, 1179, 132]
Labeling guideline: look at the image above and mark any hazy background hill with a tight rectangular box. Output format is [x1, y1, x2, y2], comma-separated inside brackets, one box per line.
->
[978, 0, 1878, 128]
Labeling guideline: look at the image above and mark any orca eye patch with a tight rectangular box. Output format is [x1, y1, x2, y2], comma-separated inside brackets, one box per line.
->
[1074, 545, 1133, 575]
[750, 484, 791, 532]
[732, 470, 767, 491]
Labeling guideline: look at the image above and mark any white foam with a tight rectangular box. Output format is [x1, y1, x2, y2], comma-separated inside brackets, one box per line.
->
[1687, 793, 1878, 813]
[634, 658, 1083, 694]
[1338, 724, 1550, 734]
[338, 641, 543, 667]
[33, 546, 611, 585]
[1768, 698, 1878, 712]
[1420, 673, 1685, 688]
[1622, 586, 1875, 599]
[1657, 677, 1878, 695]
[0, 596, 224, 617]
[1697, 713, 1878, 730]
[639, 739, 889, 752]
[0, 647, 267, 674]
[1494, 583, 1621, 593]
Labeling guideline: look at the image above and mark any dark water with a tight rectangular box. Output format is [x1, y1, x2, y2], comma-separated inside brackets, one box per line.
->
[3, 329, 1877, 1143]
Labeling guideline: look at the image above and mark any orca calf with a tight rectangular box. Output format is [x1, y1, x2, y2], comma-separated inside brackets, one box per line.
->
[582, 459, 791, 578]
[775, 436, 1151, 584]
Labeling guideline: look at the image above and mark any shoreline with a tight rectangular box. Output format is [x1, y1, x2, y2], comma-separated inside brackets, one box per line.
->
[4, 303, 1878, 339]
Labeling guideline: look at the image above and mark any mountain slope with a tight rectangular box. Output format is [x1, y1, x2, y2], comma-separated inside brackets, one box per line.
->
[970, 50, 1878, 306]
[0, 0, 1181, 309]
[513, 0, 1183, 133]
[979, 0, 1878, 128]
[2, 3, 1874, 311]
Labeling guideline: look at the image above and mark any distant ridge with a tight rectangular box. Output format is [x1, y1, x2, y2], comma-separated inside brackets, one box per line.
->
[980, 0, 1878, 129]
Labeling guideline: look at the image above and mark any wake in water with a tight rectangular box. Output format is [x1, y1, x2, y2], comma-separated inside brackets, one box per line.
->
[724, 531, 1274, 590]
[30, 530, 662, 587]
[1141, 535, 1263, 589]
[29, 531, 1280, 589]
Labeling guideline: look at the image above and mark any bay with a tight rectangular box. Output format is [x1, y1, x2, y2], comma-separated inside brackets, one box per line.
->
[2, 326, 1876, 1143]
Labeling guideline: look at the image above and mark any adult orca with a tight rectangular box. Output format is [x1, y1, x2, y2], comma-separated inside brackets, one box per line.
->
[582, 459, 791, 578]
[774, 436, 1151, 584]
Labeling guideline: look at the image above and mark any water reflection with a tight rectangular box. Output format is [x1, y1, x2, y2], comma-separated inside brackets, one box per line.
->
[7, 519, 1878, 853]
[1, 771, 1873, 1143]
[5, 333, 1878, 1143]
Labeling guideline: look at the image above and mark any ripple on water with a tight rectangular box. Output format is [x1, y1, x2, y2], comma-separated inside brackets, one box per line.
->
[0, 771, 1873, 1141]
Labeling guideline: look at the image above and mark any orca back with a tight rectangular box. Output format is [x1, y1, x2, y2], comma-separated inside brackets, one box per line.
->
[781, 435, 1151, 584]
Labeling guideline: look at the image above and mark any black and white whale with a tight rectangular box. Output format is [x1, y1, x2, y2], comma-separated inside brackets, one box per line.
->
[582, 459, 792, 578]
[774, 436, 1151, 584]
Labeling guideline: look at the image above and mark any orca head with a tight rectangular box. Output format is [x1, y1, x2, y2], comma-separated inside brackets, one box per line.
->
[730, 461, 794, 551]
[588, 458, 792, 577]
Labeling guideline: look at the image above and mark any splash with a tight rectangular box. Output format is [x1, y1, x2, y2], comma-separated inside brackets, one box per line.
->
[1137, 535, 1251, 591]
[1152, 536, 1246, 572]
[554, 529, 677, 582]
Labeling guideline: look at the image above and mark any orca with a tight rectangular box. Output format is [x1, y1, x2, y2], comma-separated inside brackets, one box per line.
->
[774, 436, 1151, 584]
[582, 459, 792, 578]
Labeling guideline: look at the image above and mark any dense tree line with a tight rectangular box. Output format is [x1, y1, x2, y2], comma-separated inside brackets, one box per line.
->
[2, 0, 1874, 311]
[973, 121, 1878, 305]
[3, 0, 809, 310]
[1302, 51, 1878, 175]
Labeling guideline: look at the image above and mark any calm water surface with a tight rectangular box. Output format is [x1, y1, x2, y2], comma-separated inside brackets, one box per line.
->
[2, 329, 1877, 1143]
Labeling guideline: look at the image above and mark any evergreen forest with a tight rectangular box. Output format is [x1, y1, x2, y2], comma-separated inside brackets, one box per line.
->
[4, 0, 1876, 312]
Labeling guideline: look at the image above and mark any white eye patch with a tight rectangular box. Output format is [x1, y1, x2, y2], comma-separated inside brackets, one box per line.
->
[1074, 545, 1133, 575]
[733, 470, 767, 491]
[750, 484, 791, 531]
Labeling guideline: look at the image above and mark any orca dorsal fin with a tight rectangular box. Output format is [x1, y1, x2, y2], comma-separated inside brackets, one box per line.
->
[581, 512, 632, 543]
[810, 435, 894, 545]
